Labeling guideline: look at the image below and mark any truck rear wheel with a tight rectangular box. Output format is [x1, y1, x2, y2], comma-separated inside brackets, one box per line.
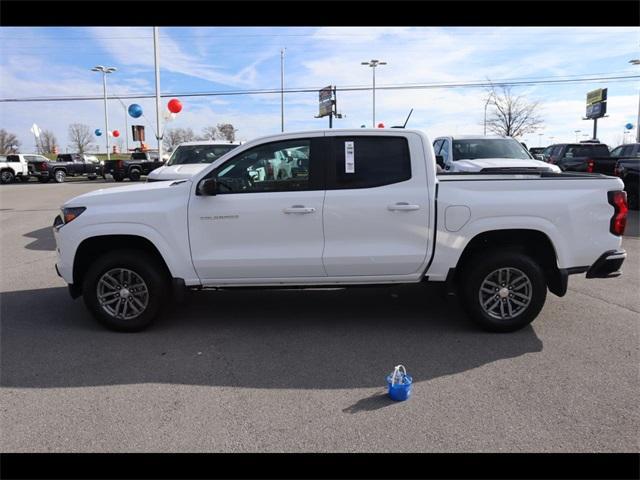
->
[112, 174, 124, 182]
[460, 250, 547, 333]
[129, 169, 141, 181]
[82, 249, 169, 332]
[19, 176, 30, 183]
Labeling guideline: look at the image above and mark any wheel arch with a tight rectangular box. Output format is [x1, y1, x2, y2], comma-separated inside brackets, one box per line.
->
[452, 229, 567, 297]
[73, 235, 172, 295]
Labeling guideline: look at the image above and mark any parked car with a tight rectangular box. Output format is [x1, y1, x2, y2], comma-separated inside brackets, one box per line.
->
[0, 154, 31, 183]
[610, 143, 640, 159]
[614, 158, 639, 210]
[432, 135, 561, 173]
[103, 152, 165, 182]
[27, 153, 102, 183]
[53, 129, 627, 333]
[539, 142, 618, 174]
[147, 141, 240, 182]
[528, 147, 546, 160]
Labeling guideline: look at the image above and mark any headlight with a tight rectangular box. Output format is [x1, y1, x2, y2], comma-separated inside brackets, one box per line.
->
[62, 207, 86, 224]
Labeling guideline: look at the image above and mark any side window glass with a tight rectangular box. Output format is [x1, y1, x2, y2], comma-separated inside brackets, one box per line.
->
[214, 139, 311, 193]
[432, 140, 443, 155]
[440, 139, 450, 161]
[331, 136, 411, 189]
[610, 146, 623, 157]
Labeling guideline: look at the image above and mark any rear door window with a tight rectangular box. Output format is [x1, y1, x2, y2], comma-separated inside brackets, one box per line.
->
[328, 136, 411, 189]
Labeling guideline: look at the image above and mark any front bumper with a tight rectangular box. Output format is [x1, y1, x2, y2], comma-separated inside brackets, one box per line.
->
[586, 250, 626, 279]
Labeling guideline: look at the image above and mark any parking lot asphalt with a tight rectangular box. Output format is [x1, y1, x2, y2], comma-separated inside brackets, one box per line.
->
[0, 178, 638, 452]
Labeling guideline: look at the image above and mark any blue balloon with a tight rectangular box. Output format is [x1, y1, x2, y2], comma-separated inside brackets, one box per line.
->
[128, 104, 143, 118]
[625, 123, 633, 130]
[95, 129, 102, 136]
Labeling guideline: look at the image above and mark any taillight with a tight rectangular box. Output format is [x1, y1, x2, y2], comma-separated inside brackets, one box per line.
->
[586, 159, 594, 173]
[608, 191, 628, 236]
[116, 160, 124, 169]
[40, 162, 48, 171]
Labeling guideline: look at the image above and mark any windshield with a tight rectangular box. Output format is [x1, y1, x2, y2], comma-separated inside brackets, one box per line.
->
[167, 144, 237, 166]
[452, 139, 532, 161]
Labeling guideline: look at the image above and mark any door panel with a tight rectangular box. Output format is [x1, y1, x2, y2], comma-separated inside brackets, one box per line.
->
[322, 134, 430, 276]
[188, 136, 327, 281]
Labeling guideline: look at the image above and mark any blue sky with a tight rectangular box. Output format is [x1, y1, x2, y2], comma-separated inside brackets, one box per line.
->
[0, 27, 638, 152]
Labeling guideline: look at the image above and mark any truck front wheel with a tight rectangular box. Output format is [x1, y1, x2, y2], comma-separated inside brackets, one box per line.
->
[129, 169, 141, 181]
[54, 170, 66, 183]
[0, 170, 15, 184]
[82, 249, 169, 332]
[460, 250, 547, 333]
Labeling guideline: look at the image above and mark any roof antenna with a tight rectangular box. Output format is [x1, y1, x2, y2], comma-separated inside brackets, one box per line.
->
[392, 108, 414, 128]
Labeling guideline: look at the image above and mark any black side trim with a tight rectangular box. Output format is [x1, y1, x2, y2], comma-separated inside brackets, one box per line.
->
[567, 266, 589, 275]
[586, 250, 626, 279]
[421, 182, 439, 279]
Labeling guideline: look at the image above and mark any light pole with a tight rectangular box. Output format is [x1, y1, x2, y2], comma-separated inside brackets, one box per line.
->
[91, 65, 117, 160]
[115, 98, 129, 153]
[574, 129, 581, 142]
[538, 133, 544, 147]
[153, 27, 163, 163]
[483, 93, 495, 136]
[630, 59, 640, 142]
[280, 48, 285, 133]
[361, 59, 386, 128]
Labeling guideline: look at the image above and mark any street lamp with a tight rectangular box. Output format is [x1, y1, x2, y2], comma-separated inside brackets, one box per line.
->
[361, 59, 386, 128]
[484, 93, 495, 136]
[91, 65, 117, 160]
[630, 59, 640, 142]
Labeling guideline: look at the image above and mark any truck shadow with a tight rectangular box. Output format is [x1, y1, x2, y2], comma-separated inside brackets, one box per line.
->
[23, 227, 56, 251]
[0, 284, 543, 390]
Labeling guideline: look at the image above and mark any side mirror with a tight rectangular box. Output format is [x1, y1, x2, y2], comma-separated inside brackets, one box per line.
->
[435, 155, 445, 168]
[534, 154, 545, 161]
[197, 178, 218, 196]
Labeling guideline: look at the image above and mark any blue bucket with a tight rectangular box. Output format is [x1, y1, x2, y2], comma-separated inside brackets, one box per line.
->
[386, 368, 413, 402]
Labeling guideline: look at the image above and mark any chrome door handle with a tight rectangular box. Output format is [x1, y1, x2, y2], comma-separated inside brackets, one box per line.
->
[388, 202, 420, 211]
[283, 205, 316, 214]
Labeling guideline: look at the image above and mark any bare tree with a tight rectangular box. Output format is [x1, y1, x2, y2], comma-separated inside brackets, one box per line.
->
[484, 85, 544, 138]
[201, 126, 218, 141]
[38, 130, 58, 154]
[216, 123, 237, 142]
[68, 123, 93, 153]
[162, 128, 196, 151]
[0, 129, 21, 154]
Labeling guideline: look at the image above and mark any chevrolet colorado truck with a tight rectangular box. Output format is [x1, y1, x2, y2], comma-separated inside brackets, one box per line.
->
[53, 129, 629, 332]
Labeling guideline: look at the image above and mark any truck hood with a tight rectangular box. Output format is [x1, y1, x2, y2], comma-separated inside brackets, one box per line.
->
[450, 158, 561, 173]
[63, 179, 191, 208]
[147, 164, 209, 181]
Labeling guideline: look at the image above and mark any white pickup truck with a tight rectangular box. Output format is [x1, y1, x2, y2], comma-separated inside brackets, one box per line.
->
[53, 129, 629, 332]
[0, 154, 32, 183]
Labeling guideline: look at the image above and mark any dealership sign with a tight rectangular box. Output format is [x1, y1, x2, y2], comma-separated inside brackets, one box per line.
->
[585, 88, 607, 119]
[318, 86, 333, 118]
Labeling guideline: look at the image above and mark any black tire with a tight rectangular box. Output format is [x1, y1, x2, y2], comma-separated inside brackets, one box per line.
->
[113, 174, 124, 182]
[38, 177, 50, 183]
[129, 169, 141, 182]
[54, 169, 66, 183]
[459, 250, 547, 333]
[0, 170, 15, 184]
[19, 175, 30, 183]
[88, 175, 97, 180]
[82, 249, 169, 332]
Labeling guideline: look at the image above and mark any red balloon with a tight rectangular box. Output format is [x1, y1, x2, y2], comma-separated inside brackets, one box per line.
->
[113, 130, 120, 137]
[377, 123, 385, 128]
[167, 98, 183, 114]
